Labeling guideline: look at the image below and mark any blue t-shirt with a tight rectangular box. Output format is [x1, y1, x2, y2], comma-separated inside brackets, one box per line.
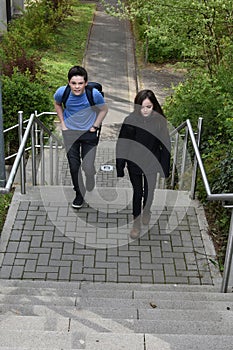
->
[54, 86, 105, 130]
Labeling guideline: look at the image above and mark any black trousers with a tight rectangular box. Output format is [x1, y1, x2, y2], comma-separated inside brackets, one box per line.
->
[62, 130, 98, 197]
[128, 170, 157, 218]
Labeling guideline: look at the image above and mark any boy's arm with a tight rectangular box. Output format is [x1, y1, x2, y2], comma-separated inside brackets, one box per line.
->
[90, 104, 108, 131]
[54, 101, 67, 130]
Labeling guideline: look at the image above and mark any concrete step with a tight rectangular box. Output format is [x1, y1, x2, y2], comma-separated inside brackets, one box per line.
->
[1, 286, 232, 302]
[1, 302, 233, 323]
[145, 334, 233, 350]
[0, 279, 222, 293]
[79, 282, 222, 293]
[0, 330, 73, 349]
[0, 280, 232, 349]
[0, 303, 138, 319]
[0, 315, 69, 331]
[76, 297, 233, 311]
[0, 286, 80, 297]
[0, 331, 233, 350]
[127, 319, 233, 335]
[81, 289, 233, 302]
[1, 296, 232, 311]
[1, 313, 233, 335]
[0, 294, 76, 306]
[138, 308, 233, 322]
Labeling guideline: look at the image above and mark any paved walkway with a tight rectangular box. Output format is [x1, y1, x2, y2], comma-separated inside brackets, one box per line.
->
[0, 2, 222, 286]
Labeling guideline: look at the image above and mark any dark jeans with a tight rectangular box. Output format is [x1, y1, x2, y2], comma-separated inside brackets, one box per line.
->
[128, 170, 157, 218]
[62, 130, 98, 196]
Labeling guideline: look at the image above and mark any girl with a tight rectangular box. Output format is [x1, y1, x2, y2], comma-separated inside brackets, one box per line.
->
[116, 90, 171, 238]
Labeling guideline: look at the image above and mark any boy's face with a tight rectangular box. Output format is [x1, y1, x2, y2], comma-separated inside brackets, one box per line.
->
[69, 75, 87, 95]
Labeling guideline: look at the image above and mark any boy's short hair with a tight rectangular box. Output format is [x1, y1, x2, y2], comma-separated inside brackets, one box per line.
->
[68, 66, 88, 82]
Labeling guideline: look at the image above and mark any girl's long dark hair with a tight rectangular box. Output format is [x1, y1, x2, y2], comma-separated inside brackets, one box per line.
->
[134, 89, 165, 117]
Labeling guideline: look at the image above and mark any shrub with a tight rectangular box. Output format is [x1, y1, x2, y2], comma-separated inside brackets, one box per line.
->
[146, 35, 182, 63]
[44, 0, 73, 27]
[2, 70, 54, 155]
[212, 148, 233, 194]
[164, 66, 233, 147]
[2, 70, 53, 125]
[0, 0, 76, 80]
[0, 0, 73, 60]
[164, 64, 233, 270]
[1, 48, 42, 79]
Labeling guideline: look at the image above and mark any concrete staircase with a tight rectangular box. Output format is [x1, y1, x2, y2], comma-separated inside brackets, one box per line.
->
[0, 280, 232, 349]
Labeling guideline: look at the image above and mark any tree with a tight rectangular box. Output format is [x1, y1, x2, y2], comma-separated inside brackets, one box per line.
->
[103, 0, 233, 74]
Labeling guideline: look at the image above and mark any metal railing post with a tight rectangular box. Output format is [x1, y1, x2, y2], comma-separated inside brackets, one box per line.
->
[0, 80, 6, 188]
[190, 118, 203, 199]
[18, 111, 26, 194]
[221, 208, 233, 293]
[186, 119, 212, 197]
[179, 126, 189, 189]
[40, 128, 45, 185]
[54, 140, 59, 185]
[34, 111, 39, 151]
[49, 136, 53, 185]
[171, 133, 179, 189]
[31, 123, 37, 186]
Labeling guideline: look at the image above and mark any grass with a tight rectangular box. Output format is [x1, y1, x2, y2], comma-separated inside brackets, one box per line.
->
[0, 192, 13, 231]
[38, 2, 95, 100]
[0, 1, 95, 234]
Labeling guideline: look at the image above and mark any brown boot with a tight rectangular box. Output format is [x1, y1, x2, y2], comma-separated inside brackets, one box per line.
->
[142, 211, 151, 225]
[130, 216, 141, 239]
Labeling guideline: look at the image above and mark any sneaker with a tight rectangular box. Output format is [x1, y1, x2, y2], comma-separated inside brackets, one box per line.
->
[86, 175, 95, 191]
[72, 194, 83, 209]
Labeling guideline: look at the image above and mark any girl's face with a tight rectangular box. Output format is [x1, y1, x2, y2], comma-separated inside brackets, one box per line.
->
[140, 98, 153, 117]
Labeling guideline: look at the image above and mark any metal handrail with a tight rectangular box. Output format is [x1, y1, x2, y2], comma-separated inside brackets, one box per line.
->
[0, 111, 64, 194]
[1, 112, 35, 193]
[171, 118, 233, 293]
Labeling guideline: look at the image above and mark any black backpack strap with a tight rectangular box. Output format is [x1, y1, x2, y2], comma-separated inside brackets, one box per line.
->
[86, 82, 104, 107]
[61, 82, 103, 110]
[61, 84, 71, 108]
[85, 85, 95, 106]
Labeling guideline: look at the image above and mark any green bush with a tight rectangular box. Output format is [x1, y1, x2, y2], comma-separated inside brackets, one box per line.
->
[0, 0, 73, 63]
[2, 70, 53, 155]
[21, 0, 72, 48]
[1, 4, 52, 52]
[146, 35, 182, 63]
[1, 48, 42, 79]
[164, 64, 233, 194]
[44, 0, 73, 27]
[212, 148, 233, 194]
[2, 70, 53, 126]
[0, 192, 13, 230]
[164, 66, 233, 146]
[164, 63, 233, 270]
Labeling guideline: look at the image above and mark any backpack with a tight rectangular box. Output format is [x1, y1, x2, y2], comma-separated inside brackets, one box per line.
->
[61, 81, 104, 108]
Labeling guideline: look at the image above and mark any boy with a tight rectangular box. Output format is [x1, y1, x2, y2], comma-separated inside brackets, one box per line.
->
[54, 66, 108, 208]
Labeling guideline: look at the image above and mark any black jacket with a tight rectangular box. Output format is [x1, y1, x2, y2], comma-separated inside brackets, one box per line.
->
[116, 111, 171, 177]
